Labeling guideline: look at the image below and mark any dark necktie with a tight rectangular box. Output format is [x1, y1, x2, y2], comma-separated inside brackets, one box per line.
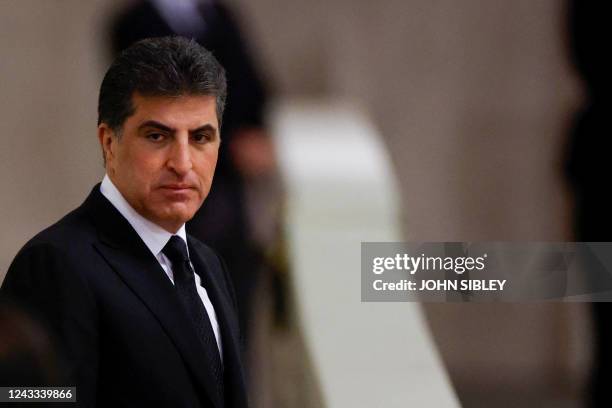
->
[162, 235, 224, 401]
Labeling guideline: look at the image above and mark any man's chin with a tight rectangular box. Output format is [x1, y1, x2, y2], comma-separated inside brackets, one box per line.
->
[145, 206, 197, 232]
[164, 209, 195, 224]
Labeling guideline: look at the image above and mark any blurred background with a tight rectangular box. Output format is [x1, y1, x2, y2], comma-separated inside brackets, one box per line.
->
[0, 0, 603, 407]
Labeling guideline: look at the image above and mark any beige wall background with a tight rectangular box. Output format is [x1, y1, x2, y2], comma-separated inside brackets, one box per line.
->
[0, 0, 589, 405]
[0, 0, 123, 274]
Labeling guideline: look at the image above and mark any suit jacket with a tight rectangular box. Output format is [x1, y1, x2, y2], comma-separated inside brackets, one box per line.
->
[1, 185, 249, 408]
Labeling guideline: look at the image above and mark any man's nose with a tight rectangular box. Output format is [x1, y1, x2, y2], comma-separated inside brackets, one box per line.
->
[167, 135, 193, 175]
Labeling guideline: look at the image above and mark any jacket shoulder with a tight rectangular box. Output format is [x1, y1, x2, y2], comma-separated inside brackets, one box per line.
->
[20, 204, 96, 254]
[3, 202, 98, 296]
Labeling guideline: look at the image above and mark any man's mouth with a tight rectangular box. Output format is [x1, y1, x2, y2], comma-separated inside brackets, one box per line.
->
[160, 183, 194, 189]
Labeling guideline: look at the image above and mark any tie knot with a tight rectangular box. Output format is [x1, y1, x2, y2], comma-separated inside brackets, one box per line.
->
[162, 235, 189, 264]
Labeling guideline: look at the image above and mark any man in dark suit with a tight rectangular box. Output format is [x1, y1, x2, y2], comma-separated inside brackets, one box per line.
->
[1, 36, 248, 408]
[110, 0, 273, 342]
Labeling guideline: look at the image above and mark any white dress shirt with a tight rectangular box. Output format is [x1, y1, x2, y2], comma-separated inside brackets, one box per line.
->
[100, 175, 223, 359]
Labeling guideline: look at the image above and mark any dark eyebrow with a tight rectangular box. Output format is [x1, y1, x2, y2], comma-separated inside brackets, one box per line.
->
[190, 124, 217, 135]
[137, 120, 217, 135]
[138, 120, 173, 133]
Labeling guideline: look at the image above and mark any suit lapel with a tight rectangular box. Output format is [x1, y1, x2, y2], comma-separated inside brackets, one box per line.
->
[83, 185, 224, 408]
[188, 238, 248, 408]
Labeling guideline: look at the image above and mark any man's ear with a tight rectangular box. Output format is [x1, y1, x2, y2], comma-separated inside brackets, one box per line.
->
[98, 123, 117, 169]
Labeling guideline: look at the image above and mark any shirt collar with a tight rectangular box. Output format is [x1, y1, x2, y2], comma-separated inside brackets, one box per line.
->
[100, 174, 189, 258]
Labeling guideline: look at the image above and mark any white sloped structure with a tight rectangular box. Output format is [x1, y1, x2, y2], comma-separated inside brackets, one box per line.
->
[271, 100, 459, 407]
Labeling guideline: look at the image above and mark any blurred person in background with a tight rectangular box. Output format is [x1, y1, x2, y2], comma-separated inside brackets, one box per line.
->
[110, 0, 280, 348]
[566, 2, 611, 407]
[2, 36, 249, 407]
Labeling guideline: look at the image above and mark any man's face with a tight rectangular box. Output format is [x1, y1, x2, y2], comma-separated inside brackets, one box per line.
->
[98, 93, 220, 233]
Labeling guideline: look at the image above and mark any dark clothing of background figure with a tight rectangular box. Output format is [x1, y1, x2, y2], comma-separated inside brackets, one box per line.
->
[1, 185, 248, 408]
[0, 299, 63, 387]
[110, 0, 269, 342]
[565, 2, 611, 408]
